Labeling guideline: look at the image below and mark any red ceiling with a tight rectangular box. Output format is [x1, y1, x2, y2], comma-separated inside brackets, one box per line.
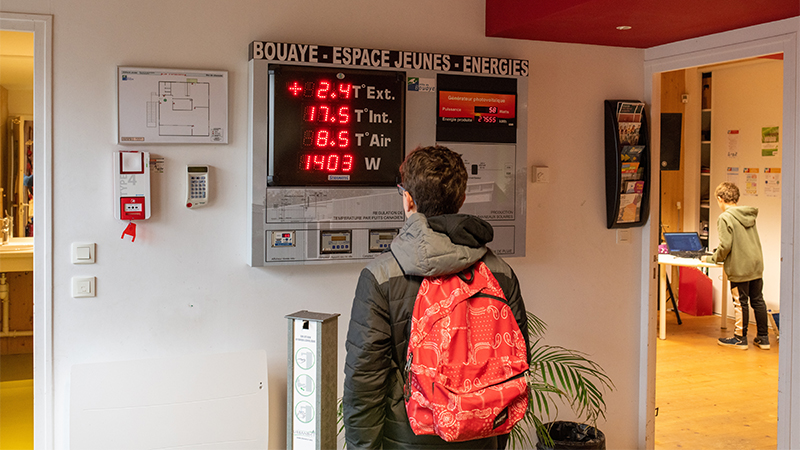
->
[486, 0, 800, 48]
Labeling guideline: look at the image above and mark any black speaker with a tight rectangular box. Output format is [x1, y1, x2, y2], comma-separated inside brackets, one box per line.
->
[660, 113, 682, 171]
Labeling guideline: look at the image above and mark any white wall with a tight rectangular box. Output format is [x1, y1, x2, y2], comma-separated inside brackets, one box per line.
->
[2, 0, 646, 448]
[709, 59, 783, 312]
[7, 89, 32, 115]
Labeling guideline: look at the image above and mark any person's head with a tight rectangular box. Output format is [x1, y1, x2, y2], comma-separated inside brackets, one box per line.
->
[398, 145, 467, 217]
[715, 181, 739, 210]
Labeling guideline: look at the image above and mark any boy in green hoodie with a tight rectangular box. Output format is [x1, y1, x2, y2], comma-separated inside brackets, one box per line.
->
[702, 182, 769, 350]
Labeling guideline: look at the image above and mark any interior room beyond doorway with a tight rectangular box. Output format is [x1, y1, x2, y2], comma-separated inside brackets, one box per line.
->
[0, 27, 35, 450]
[655, 55, 783, 449]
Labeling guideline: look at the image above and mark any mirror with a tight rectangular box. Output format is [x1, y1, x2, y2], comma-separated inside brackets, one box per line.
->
[0, 30, 34, 237]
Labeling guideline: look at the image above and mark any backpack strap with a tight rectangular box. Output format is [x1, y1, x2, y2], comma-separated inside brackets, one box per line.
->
[456, 265, 476, 284]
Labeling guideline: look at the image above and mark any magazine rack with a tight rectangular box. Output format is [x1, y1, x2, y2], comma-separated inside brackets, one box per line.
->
[604, 99, 650, 228]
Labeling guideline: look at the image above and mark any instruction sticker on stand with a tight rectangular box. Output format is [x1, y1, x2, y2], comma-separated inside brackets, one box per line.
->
[292, 320, 318, 449]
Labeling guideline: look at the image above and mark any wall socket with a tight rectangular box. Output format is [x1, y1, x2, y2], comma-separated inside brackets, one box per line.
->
[72, 276, 96, 298]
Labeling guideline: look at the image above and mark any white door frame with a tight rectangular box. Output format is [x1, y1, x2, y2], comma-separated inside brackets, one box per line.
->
[0, 11, 53, 450]
[641, 18, 798, 449]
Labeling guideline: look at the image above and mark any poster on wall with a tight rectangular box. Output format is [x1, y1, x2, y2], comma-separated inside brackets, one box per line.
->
[762, 126, 780, 157]
[726, 166, 740, 185]
[117, 67, 228, 144]
[726, 130, 739, 159]
[744, 168, 759, 196]
[765, 168, 781, 197]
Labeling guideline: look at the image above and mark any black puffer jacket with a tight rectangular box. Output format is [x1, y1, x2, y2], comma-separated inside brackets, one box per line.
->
[343, 213, 529, 449]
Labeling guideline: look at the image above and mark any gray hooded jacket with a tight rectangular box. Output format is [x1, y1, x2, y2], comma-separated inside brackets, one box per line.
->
[705, 205, 763, 282]
[343, 213, 528, 449]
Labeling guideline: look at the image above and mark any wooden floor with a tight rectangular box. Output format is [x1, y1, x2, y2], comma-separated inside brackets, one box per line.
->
[655, 313, 778, 450]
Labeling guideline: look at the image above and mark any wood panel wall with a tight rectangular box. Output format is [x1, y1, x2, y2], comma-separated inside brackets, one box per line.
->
[0, 271, 33, 355]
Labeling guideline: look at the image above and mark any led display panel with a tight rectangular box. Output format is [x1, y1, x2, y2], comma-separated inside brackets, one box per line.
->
[436, 74, 517, 143]
[269, 64, 406, 186]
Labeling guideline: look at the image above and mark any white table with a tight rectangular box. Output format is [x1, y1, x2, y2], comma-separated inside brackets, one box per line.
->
[657, 254, 727, 340]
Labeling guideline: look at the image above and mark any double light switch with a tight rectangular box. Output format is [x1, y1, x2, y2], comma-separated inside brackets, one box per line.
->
[71, 243, 96, 298]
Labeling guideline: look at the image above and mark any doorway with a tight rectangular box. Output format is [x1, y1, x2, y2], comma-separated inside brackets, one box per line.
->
[0, 28, 34, 450]
[0, 12, 52, 450]
[642, 20, 798, 449]
[654, 58, 783, 449]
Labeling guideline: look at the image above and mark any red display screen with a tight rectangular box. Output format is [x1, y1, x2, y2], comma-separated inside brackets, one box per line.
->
[269, 65, 405, 186]
[436, 74, 517, 144]
[438, 92, 516, 123]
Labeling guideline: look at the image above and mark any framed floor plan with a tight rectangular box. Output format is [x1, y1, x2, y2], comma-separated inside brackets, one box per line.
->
[117, 67, 228, 144]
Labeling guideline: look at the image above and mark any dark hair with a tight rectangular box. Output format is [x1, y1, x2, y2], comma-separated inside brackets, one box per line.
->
[399, 145, 467, 217]
[715, 181, 740, 204]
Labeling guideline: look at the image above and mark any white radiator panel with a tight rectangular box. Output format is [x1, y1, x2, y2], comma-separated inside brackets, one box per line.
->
[70, 350, 268, 449]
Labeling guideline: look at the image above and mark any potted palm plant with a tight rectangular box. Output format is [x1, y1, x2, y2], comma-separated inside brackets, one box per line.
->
[337, 311, 613, 449]
[512, 312, 614, 450]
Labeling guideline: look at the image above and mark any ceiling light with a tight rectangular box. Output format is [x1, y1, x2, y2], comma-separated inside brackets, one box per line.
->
[616, 26, 632, 31]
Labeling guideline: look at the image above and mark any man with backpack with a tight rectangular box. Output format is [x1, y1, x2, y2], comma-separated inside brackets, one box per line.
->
[343, 145, 530, 449]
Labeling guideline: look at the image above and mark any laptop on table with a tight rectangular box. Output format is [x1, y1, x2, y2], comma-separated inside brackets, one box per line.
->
[663, 232, 710, 259]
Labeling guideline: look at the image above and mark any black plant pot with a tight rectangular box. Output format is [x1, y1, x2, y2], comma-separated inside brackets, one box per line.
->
[535, 421, 606, 450]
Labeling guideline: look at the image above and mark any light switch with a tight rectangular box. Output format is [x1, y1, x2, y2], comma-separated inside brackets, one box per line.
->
[532, 166, 550, 183]
[72, 243, 96, 264]
[72, 277, 96, 298]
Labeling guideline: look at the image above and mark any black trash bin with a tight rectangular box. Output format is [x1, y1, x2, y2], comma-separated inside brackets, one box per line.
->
[535, 421, 606, 450]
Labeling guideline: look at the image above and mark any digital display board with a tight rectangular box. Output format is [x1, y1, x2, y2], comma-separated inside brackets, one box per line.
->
[269, 64, 406, 186]
[436, 74, 517, 143]
[248, 42, 529, 266]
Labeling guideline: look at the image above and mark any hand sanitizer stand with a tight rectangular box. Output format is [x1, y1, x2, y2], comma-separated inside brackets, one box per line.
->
[286, 311, 340, 449]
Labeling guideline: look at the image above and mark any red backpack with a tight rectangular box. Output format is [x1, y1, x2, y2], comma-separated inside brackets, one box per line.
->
[403, 261, 529, 442]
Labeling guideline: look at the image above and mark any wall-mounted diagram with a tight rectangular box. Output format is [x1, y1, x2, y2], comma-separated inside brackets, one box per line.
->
[148, 81, 210, 137]
[118, 67, 228, 144]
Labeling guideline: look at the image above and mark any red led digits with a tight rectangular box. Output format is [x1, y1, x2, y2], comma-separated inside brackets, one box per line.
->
[342, 154, 353, 171]
[293, 77, 356, 174]
[313, 154, 325, 170]
[315, 129, 330, 147]
[338, 106, 350, 124]
[312, 130, 349, 148]
[291, 80, 352, 100]
[338, 83, 352, 99]
[300, 153, 354, 173]
[303, 105, 317, 122]
[319, 105, 332, 123]
[274, 66, 405, 186]
[337, 130, 349, 147]
[327, 154, 340, 171]
[303, 105, 350, 124]
[316, 81, 332, 99]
